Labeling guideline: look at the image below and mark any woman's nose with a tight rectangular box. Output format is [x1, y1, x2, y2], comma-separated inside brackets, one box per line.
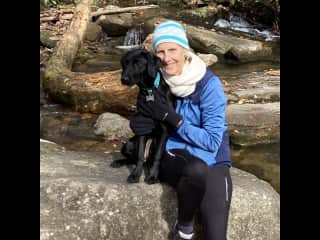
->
[162, 53, 170, 63]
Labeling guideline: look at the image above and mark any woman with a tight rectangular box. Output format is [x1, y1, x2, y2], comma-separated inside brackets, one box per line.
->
[132, 20, 232, 240]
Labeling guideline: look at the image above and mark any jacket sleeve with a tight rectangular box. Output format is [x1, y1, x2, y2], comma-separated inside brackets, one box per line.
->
[176, 76, 227, 152]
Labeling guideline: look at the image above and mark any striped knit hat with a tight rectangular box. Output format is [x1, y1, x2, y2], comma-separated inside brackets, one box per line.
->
[152, 20, 190, 51]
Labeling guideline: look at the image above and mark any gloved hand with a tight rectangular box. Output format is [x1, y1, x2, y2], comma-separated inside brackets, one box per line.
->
[137, 90, 183, 129]
[130, 111, 156, 136]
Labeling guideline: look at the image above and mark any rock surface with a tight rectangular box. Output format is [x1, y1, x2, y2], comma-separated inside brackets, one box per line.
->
[227, 102, 280, 146]
[40, 140, 280, 240]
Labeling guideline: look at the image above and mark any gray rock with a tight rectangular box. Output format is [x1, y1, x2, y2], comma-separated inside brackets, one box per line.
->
[235, 86, 280, 102]
[96, 6, 133, 36]
[218, 66, 279, 104]
[94, 112, 133, 140]
[85, 22, 102, 42]
[197, 53, 218, 66]
[226, 102, 280, 146]
[40, 140, 279, 240]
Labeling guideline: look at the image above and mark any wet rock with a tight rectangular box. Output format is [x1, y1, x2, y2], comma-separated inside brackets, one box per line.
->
[40, 110, 100, 144]
[40, 140, 280, 240]
[223, 70, 280, 103]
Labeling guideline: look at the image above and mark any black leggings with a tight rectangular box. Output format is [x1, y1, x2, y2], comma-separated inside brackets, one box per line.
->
[159, 149, 232, 240]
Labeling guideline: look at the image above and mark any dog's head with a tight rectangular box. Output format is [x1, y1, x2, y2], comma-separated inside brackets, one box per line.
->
[120, 48, 161, 88]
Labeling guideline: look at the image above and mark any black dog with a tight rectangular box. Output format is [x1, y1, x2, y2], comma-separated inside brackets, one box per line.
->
[110, 48, 175, 184]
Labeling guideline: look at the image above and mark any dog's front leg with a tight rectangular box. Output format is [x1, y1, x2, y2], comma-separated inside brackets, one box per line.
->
[145, 125, 168, 184]
[127, 135, 146, 183]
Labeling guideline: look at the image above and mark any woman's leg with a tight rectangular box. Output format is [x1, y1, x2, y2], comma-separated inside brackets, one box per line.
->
[159, 149, 209, 226]
[200, 165, 232, 240]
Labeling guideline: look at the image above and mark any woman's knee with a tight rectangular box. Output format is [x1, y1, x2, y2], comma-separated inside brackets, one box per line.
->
[165, 149, 209, 186]
[182, 158, 209, 187]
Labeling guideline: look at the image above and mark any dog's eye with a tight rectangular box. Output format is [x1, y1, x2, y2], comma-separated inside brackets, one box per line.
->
[135, 59, 147, 67]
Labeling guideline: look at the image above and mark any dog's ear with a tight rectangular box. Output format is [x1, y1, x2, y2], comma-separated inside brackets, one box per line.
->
[147, 54, 161, 78]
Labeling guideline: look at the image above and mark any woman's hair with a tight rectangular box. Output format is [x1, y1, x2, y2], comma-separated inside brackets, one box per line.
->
[185, 50, 193, 63]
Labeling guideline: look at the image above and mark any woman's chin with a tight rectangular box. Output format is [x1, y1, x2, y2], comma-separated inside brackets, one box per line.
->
[163, 67, 178, 76]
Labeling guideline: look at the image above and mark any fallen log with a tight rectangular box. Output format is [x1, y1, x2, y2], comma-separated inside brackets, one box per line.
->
[43, 0, 138, 115]
[48, 70, 138, 115]
[40, 16, 59, 22]
[44, 0, 92, 75]
[91, 4, 160, 19]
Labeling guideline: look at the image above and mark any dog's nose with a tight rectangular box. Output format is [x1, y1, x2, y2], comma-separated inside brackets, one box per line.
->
[121, 76, 130, 84]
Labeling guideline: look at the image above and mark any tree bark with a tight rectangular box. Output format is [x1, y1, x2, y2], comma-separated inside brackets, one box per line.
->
[43, 0, 138, 115]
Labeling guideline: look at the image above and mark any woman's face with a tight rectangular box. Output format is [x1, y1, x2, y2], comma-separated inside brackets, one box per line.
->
[155, 42, 186, 76]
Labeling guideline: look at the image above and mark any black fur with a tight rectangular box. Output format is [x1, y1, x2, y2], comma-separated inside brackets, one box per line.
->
[110, 48, 175, 184]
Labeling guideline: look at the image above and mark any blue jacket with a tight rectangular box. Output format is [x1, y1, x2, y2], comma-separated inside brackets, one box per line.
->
[166, 69, 232, 167]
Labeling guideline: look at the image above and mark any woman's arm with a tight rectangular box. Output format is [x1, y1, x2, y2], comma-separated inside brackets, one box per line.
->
[176, 76, 227, 152]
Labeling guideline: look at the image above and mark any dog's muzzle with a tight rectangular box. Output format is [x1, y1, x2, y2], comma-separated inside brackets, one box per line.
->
[121, 76, 131, 85]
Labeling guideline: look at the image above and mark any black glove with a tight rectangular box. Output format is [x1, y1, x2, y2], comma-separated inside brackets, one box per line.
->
[137, 90, 183, 129]
[130, 111, 156, 136]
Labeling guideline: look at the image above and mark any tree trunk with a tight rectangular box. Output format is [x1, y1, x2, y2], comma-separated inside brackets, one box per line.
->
[44, 0, 92, 75]
[43, 0, 138, 115]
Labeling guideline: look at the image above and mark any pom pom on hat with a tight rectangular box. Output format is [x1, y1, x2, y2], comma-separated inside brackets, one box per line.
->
[152, 21, 190, 51]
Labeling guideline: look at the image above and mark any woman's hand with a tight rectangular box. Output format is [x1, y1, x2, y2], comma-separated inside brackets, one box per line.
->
[137, 90, 183, 129]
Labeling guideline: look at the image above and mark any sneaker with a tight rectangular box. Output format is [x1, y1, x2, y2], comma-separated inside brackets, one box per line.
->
[174, 230, 194, 240]
[173, 222, 194, 240]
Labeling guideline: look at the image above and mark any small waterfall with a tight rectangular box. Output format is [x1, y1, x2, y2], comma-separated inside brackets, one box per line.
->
[214, 14, 280, 42]
[116, 25, 145, 50]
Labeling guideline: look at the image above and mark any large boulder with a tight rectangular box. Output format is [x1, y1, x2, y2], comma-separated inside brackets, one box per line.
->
[223, 69, 280, 104]
[226, 102, 280, 146]
[40, 140, 280, 240]
[96, 6, 133, 36]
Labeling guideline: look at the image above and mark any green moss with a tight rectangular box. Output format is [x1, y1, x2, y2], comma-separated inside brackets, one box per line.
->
[40, 31, 57, 49]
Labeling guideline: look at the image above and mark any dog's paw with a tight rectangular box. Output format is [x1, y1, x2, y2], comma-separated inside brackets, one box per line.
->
[145, 175, 160, 185]
[127, 174, 140, 183]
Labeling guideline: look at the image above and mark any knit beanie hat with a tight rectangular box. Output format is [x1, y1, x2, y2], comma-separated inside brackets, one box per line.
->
[152, 20, 190, 51]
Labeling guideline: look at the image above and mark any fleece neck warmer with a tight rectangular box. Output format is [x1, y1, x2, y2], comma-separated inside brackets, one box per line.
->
[162, 52, 206, 98]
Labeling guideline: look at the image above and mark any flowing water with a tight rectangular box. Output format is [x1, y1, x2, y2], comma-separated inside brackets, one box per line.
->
[116, 24, 145, 50]
[214, 14, 280, 42]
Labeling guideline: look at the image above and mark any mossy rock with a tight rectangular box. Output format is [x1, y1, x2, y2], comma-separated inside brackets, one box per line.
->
[40, 31, 58, 49]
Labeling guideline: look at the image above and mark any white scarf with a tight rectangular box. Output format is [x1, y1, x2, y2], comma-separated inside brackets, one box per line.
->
[161, 51, 206, 97]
